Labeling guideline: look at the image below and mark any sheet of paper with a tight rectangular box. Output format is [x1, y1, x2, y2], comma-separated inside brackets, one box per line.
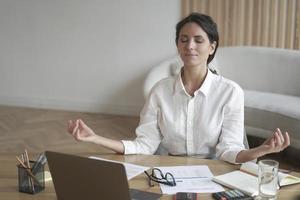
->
[89, 156, 149, 180]
[156, 165, 224, 194]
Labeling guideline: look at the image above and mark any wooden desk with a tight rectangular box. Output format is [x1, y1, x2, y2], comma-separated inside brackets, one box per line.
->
[0, 153, 299, 200]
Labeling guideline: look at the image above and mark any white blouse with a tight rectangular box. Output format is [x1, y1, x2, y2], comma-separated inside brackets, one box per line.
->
[122, 69, 246, 164]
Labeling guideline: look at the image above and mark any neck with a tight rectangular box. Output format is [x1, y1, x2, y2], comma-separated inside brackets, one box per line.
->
[182, 66, 208, 96]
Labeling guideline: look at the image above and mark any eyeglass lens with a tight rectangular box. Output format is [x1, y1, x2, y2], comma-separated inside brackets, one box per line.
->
[152, 168, 176, 186]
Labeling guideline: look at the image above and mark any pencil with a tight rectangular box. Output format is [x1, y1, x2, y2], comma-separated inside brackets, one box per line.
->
[24, 150, 35, 192]
[16, 156, 42, 188]
[24, 150, 31, 168]
[21, 152, 34, 191]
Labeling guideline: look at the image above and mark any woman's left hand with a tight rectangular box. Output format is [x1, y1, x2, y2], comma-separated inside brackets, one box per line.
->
[259, 128, 290, 154]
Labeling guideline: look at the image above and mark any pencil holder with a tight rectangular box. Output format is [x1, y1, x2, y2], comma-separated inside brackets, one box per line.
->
[17, 160, 45, 194]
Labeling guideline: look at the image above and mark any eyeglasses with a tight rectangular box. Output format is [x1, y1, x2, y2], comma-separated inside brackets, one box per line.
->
[144, 168, 176, 187]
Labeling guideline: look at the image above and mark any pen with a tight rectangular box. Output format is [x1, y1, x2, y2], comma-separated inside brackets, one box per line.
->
[32, 153, 46, 174]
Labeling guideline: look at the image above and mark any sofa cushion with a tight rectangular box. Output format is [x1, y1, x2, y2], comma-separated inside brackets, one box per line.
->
[244, 90, 300, 148]
[245, 90, 300, 119]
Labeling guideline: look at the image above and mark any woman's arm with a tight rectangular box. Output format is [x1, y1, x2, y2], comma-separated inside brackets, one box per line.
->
[68, 119, 125, 154]
[67, 85, 163, 155]
[235, 128, 290, 163]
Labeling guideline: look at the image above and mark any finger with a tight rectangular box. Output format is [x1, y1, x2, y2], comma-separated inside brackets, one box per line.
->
[274, 131, 283, 147]
[282, 132, 290, 149]
[69, 120, 78, 133]
[273, 132, 284, 153]
[276, 128, 285, 144]
[72, 120, 79, 135]
[79, 119, 87, 128]
[75, 129, 81, 141]
[78, 119, 84, 128]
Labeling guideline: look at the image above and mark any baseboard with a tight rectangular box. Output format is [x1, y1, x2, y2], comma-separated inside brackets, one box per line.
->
[0, 95, 142, 116]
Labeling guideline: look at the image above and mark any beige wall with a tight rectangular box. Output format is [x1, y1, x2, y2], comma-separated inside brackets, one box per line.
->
[0, 0, 181, 116]
[182, 0, 300, 49]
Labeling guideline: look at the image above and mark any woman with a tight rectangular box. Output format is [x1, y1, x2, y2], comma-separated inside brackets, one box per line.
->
[68, 13, 290, 164]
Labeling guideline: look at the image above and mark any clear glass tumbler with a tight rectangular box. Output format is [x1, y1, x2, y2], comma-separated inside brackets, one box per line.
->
[258, 159, 279, 200]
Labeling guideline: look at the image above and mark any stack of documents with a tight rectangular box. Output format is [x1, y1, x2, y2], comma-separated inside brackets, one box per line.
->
[155, 165, 224, 194]
[89, 156, 224, 194]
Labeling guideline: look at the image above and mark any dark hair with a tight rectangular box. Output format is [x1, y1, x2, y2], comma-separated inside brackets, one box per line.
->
[175, 12, 219, 64]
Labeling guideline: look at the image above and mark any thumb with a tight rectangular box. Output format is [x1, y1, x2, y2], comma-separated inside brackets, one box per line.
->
[79, 119, 87, 127]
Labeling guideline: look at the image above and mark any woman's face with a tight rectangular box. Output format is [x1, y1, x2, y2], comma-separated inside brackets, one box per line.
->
[177, 22, 216, 69]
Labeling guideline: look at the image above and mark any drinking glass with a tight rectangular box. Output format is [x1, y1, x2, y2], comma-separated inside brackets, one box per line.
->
[258, 159, 279, 200]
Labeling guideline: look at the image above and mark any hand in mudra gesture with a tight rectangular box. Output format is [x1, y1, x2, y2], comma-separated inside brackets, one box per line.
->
[68, 119, 97, 143]
[259, 128, 290, 154]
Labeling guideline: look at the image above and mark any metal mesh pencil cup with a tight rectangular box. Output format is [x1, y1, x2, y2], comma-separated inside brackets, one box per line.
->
[17, 160, 45, 194]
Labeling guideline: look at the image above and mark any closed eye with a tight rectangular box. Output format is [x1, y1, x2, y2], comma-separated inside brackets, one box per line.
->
[194, 36, 204, 43]
[179, 35, 205, 43]
[179, 36, 188, 43]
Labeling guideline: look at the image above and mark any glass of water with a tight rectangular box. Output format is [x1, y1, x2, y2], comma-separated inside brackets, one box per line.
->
[258, 159, 279, 200]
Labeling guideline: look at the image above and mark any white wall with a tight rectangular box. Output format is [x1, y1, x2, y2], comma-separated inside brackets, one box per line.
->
[0, 0, 181, 116]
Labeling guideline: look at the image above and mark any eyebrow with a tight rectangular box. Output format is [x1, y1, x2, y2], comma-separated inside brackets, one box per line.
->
[179, 34, 205, 39]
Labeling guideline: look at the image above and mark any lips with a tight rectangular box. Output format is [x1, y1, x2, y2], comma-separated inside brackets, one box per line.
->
[185, 54, 198, 57]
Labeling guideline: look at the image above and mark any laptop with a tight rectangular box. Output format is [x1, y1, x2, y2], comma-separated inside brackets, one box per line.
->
[45, 151, 162, 200]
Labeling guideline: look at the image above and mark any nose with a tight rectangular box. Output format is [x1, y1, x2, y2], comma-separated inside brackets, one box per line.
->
[186, 39, 196, 50]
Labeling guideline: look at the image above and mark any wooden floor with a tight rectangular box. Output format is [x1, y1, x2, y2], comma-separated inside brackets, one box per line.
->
[0, 105, 138, 155]
[0, 105, 298, 171]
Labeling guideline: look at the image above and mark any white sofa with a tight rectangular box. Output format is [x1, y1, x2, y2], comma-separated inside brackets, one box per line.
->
[144, 46, 300, 154]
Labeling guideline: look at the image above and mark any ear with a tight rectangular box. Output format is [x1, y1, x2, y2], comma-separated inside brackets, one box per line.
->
[209, 41, 217, 55]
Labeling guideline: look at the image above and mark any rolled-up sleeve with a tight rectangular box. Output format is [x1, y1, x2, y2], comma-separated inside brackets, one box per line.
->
[122, 89, 162, 154]
[216, 85, 246, 164]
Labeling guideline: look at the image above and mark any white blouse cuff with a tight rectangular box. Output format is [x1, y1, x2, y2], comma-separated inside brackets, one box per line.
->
[222, 147, 245, 164]
[121, 140, 136, 154]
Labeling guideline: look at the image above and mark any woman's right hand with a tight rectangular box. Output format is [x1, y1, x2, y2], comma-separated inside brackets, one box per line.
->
[67, 119, 125, 154]
[67, 119, 97, 143]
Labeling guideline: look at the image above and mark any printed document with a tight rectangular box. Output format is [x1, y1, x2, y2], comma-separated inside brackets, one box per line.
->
[156, 165, 224, 194]
[89, 156, 149, 180]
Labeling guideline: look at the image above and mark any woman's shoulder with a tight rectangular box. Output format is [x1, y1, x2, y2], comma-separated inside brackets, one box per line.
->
[150, 76, 176, 92]
[212, 73, 243, 93]
[145, 76, 176, 102]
